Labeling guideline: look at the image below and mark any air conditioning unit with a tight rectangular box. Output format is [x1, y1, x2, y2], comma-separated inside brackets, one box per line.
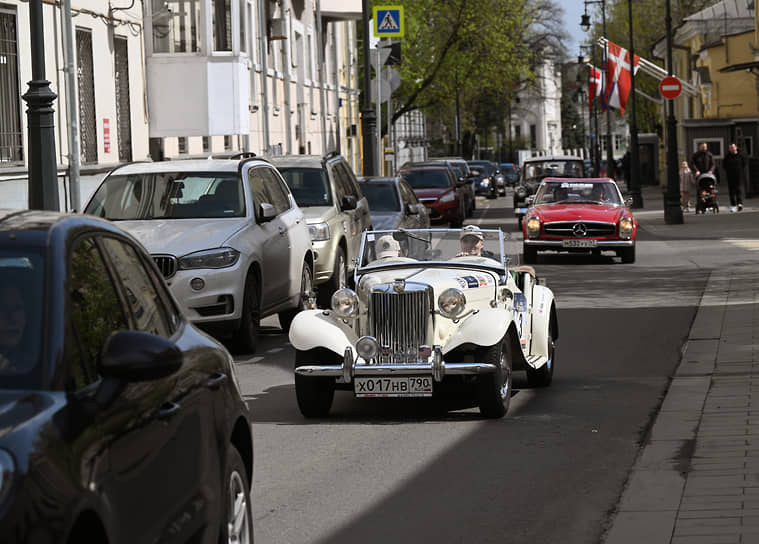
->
[269, 19, 287, 40]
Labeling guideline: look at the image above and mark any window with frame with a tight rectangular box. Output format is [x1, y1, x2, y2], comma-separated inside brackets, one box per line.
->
[212, 0, 232, 51]
[68, 236, 129, 390]
[151, 0, 201, 53]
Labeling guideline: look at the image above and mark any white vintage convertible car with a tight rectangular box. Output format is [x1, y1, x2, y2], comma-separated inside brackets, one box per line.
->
[289, 227, 558, 418]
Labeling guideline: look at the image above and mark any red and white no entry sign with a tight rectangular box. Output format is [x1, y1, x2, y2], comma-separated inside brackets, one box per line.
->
[659, 76, 682, 100]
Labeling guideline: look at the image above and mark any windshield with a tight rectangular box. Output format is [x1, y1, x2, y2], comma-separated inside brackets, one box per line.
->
[278, 167, 333, 207]
[358, 228, 506, 271]
[361, 183, 400, 212]
[85, 172, 245, 219]
[533, 180, 622, 205]
[400, 169, 451, 189]
[523, 160, 584, 180]
[0, 249, 44, 390]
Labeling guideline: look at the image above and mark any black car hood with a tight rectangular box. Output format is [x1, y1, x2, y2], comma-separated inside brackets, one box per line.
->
[0, 390, 58, 441]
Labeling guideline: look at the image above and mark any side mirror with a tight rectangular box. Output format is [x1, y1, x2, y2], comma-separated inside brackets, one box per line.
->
[625, 197, 633, 207]
[341, 195, 357, 210]
[526, 196, 535, 206]
[259, 202, 276, 222]
[406, 203, 419, 215]
[99, 330, 182, 382]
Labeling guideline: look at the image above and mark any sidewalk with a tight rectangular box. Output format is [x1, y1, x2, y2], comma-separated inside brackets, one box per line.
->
[602, 186, 759, 543]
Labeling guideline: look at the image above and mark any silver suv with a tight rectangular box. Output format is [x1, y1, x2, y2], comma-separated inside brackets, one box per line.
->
[84, 155, 314, 353]
[271, 152, 372, 306]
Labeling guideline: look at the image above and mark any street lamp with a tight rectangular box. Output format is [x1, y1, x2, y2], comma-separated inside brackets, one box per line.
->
[627, 0, 643, 208]
[580, 44, 600, 176]
[581, 0, 615, 180]
[663, 0, 683, 223]
[361, 0, 378, 176]
[23, 0, 60, 210]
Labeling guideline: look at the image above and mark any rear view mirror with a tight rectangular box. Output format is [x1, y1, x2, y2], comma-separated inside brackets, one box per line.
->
[341, 195, 357, 211]
[259, 202, 276, 222]
[406, 203, 419, 215]
[526, 196, 535, 206]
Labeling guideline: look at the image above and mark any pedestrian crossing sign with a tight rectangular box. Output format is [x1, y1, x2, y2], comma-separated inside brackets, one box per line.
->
[373, 6, 404, 37]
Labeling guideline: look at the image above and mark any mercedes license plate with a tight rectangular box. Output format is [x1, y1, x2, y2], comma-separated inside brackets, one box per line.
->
[562, 239, 598, 248]
[354, 376, 433, 397]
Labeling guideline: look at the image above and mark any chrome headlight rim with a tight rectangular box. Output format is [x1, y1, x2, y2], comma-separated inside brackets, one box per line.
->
[356, 336, 379, 360]
[331, 288, 359, 318]
[438, 288, 467, 319]
[526, 216, 541, 238]
[619, 217, 634, 240]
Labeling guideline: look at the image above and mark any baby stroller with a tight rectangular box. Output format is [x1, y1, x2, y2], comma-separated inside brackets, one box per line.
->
[695, 172, 719, 214]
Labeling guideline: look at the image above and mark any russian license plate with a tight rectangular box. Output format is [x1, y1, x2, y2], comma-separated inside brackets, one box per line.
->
[562, 239, 598, 248]
[354, 376, 433, 397]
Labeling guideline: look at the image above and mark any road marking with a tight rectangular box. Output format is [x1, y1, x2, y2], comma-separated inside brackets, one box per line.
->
[723, 239, 759, 251]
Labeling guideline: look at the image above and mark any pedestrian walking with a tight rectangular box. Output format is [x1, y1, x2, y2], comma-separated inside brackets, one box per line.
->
[723, 143, 745, 212]
[679, 161, 695, 212]
[691, 141, 716, 177]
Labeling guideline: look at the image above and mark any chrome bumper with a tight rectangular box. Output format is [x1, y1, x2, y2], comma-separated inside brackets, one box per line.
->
[523, 239, 634, 248]
[294, 346, 497, 383]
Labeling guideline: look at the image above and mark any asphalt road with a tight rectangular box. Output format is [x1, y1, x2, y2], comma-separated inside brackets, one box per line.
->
[235, 192, 759, 544]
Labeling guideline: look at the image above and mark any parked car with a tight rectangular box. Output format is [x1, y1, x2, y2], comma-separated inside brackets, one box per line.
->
[500, 162, 519, 188]
[84, 156, 314, 352]
[398, 164, 467, 227]
[467, 160, 498, 199]
[271, 152, 372, 306]
[402, 159, 475, 217]
[522, 178, 637, 263]
[514, 155, 586, 229]
[358, 176, 431, 230]
[288, 227, 558, 418]
[0, 209, 254, 544]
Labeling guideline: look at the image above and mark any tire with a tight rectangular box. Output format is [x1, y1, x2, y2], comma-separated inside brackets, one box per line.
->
[234, 273, 260, 354]
[523, 244, 537, 264]
[517, 216, 523, 231]
[219, 447, 253, 544]
[294, 349, 336, 418]
[620, 245, 635, 264]
[318, 246, 347, 307]
[477, 336, 512, 418]
[526, 324, 555, 387]
[279, 261, 314, 332]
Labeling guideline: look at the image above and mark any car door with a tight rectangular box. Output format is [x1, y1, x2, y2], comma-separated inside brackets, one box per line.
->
[247, 165, 290, 310]
[336, 161, 370, 265]
[65, 235, 179, 543]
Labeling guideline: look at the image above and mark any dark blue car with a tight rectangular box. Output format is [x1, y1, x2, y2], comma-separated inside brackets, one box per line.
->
[467, 160, 498, 199]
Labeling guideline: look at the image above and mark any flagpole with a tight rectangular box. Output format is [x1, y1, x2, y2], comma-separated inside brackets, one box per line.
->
[628, 0, 643, 208]
[601, 0, 615, 180]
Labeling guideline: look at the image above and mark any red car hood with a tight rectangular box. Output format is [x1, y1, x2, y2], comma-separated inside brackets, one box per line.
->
[532, 203, 629, 223]
[413, 187, 453, 200]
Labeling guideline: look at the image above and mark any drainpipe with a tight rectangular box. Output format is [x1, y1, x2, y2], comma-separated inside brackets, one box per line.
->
[284, 11, 293, 154]
[316, 0, 327, 153]
[62, 0, 80, 211]
[258, 0, 270, 153]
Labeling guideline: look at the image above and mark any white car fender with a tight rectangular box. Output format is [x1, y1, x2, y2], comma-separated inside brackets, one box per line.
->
[289, 309, 359, 355]
[443, 307, 511, 353]
[528, 285, 556, 361]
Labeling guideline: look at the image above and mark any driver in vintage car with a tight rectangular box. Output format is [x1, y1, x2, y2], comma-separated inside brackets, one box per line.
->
[457, 225, 497, 260]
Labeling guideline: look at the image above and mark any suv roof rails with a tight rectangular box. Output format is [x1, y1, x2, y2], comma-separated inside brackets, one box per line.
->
[209, 151, 258, 160]
[237, 154, 271, 174]
[322, 150, 339, 161]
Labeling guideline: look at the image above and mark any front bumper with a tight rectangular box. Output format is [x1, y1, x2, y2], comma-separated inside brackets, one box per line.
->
[420, 200, 458, 221]
[311, 238, 337, 284]
[166, 263, 244, 323]
[524, 238, 634, 249]
[295, 346, 497, 383]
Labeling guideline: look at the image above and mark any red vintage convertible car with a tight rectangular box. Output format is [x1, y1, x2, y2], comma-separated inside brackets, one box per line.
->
[522, 178, 637, 264]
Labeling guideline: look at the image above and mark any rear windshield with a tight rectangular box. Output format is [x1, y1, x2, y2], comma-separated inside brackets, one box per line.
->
[85, 172, 245, 219]
[277, 167, 332, 207]
[361, 183, 400, 212]
[0, 250, 44, 390]
[400, 169, 452, 189]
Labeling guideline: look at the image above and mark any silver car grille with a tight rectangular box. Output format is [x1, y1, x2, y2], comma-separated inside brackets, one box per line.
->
[543, 221, 616, 237]
[368, 282, 432, 364]
[152, 254, 177, 279]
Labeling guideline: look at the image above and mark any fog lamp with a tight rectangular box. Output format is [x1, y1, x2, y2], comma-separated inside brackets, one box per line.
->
[356, 336, 379, 360]
[190, 277, 205, 291]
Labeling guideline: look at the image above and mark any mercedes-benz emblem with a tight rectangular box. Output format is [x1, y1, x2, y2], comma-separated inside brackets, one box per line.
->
[572, 223, 588, 237]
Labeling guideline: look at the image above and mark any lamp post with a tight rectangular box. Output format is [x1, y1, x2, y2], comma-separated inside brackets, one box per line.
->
[663, 0, 683, 223]
[627, 0, 643, 208]
[581, 0, 615, 180]
[23, 0, 60, 210]
[361, 0, 377, 176]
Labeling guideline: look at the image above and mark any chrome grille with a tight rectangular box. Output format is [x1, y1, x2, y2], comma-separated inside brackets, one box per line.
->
[152, 254, 177, 279]
[369, 282, 432, 364]
[544, 221, 616, 237]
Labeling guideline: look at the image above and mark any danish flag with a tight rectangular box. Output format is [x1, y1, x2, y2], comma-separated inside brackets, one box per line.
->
[588, 65, 604, 113]
[604, 40, 640, 115]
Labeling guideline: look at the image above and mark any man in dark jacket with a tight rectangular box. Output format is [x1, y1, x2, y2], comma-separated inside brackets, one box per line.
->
[691, 141, 716, 177]
[723, 143, 745, 212]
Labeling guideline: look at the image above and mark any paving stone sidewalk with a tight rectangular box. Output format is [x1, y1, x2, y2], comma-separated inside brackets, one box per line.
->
[604, 266, 759, 543]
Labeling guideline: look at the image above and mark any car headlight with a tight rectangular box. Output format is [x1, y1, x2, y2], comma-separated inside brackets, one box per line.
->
[356, 336, 379, 360]
[308, 222, 330, 242]
[0, 449, 15, 506]
[439, 191, 455, 203]
[331, 288, 359, 318]
[438, 288, 466, 319]
[481, 179, 489, 186]
[619, 217, 634, 239]
[526, 216, 541, 238]
[178, 247, 240, 270]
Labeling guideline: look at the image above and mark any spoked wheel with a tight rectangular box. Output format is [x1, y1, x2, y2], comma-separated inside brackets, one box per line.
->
[279, 261, 314, 332]
[234, 273, 260, 354]
[477, 336, 513, 418]
[526, 325, 556, 387]
[220, 447, 253, 544]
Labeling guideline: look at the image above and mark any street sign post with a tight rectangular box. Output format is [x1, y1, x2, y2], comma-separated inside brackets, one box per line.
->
[659, 76, 682, 100]
[373, 6, 404, 37]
